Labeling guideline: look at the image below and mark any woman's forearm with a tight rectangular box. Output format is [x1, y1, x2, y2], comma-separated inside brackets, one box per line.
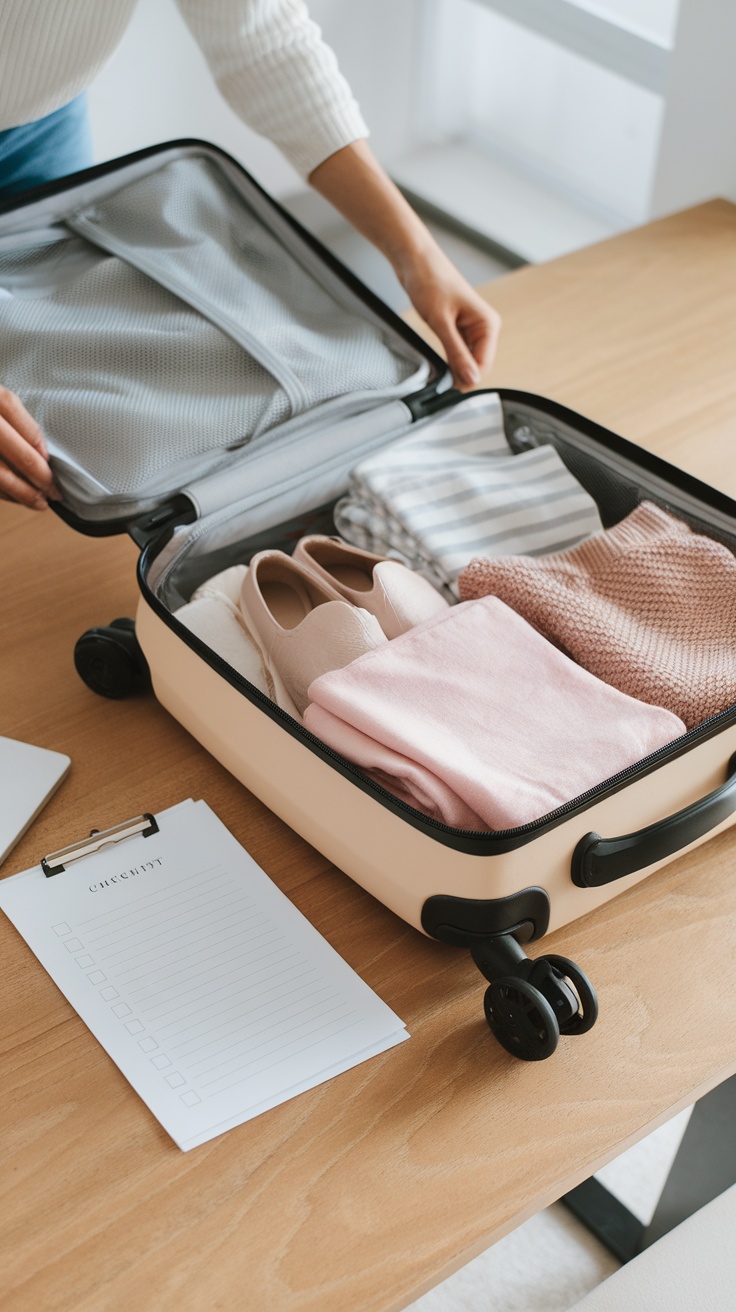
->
[309, 139, 435, 276]
[308, 140, 501, 386]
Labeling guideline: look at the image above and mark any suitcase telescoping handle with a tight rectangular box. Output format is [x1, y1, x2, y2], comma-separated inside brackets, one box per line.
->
[572, 753, 736, 888]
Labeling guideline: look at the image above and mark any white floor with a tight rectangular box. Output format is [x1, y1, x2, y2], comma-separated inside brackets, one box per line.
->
[408, 1109, 692, 1312]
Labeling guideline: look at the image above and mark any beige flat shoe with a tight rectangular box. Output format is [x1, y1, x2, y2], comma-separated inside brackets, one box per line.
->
[292, 535, 449, 639]
[240, 550, 387, 716]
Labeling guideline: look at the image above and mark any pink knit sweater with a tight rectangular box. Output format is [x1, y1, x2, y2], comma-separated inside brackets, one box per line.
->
[458, 501, 736, 730]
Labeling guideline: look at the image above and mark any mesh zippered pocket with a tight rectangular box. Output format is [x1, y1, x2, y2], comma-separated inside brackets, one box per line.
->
[69, 155, 416, 420]
[0, 231, 286, 497]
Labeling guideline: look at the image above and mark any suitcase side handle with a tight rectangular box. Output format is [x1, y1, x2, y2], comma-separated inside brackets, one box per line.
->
[571, 753, 736, 888]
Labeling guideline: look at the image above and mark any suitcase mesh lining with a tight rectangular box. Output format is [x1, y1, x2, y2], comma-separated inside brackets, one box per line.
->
[0, 236, 288, 494]
[0, 156, 417, 499]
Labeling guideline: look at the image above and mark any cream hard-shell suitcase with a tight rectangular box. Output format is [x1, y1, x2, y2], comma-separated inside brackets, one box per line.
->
[3, 141, 736, 1061]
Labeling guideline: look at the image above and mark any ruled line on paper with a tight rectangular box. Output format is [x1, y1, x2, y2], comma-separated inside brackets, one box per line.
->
[91, 900, 265, 970]
[137, 949, 304, 1018]
[196, 1007, 359, 1090]
[151, 973, 315, 1047]
[84, 876, 241, 949]
[77, 865, 228, 928]
[60, 868, 365, 1100]
[131, 949, 306, 1011]
[144, 930, 288, 999]
[180, 994, 348, 1075]
[85, 886, 254, 952]
[181, 984, 337, 1069]
[121, 941, 301, 1008]
[0, 799, 409, 1151]
[199, 1016, 365, 1096]
[101, 919, 277, 985]
[155, 955, 312, 1033]
[159, 968, 324, 1048]
[90, 908, 263, 970]
[69, 881, 369, 1109]
[82, 877, 237, 942]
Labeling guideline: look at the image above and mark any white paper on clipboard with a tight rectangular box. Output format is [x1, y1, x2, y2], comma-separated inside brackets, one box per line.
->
[0, 798, 408, 1150]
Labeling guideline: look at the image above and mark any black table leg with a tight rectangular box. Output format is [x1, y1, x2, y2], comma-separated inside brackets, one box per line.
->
[561, 1072, 736, 1262]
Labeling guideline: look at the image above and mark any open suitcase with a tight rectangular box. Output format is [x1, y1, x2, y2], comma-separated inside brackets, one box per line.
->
[4, 140, 736, 1061]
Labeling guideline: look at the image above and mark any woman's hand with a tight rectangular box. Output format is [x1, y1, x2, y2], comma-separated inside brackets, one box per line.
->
[309, 140, 501, 388]
[0, 387, 59, 509]
[394, 241, 501, 389]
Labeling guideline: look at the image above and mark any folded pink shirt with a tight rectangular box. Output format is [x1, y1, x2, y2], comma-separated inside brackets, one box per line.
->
[304, 597, 685, 831]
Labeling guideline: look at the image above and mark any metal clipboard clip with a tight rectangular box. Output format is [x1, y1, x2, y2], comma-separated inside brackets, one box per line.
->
[41, 813, 159, 878]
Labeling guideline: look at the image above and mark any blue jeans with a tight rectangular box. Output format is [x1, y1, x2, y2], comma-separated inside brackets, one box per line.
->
[0, 94, 93, 204]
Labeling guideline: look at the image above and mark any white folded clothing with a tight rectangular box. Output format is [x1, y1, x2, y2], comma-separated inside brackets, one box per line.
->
[176, 594, 271, 695]
[176, 568, 273, 701]
[333, 392, 603, 596]
[192, 564, 248, 607]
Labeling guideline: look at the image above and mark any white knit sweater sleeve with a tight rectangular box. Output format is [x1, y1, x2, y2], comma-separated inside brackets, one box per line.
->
[175, 0, 369, 177]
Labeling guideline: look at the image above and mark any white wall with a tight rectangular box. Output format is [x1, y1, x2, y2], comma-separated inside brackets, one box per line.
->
[426, 0, 664, 226]
[85, 0, 736, 250]
[87, 0, 423, 199]
[424, 0, 736, 226]
[650, 0, 736, 214]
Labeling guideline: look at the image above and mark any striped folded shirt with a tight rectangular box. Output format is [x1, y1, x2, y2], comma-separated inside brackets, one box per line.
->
[333, 393, 603, 596]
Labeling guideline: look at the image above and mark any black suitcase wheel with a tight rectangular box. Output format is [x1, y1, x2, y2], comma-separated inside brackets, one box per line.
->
[484, 976, 559, 1062]
[470, 931, 598, 1061]
[542, 954, 598, 1036]
[74, 617, 151, 700]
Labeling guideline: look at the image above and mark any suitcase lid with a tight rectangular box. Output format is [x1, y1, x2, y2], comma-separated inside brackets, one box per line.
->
[0, 140, 450, 541]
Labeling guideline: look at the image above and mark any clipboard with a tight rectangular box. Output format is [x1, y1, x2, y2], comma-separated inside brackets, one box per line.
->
[0, 799, 408, 1151]
[41, 812, 159, 876]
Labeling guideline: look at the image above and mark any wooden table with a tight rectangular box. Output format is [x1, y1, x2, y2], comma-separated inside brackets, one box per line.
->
[3, 200, 736, 1312]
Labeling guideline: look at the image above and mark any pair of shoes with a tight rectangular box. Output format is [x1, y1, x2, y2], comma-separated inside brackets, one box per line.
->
[240, 536, 449, 717]
[294, 536, 449, 640]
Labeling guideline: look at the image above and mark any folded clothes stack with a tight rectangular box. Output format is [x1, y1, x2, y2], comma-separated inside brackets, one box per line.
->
[334, 393, 603, 596]
[173, 483, 731, 834]
[176, 537, 449, 719]
[458, 501, 736, 729]
[303, 597, 685, 830]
